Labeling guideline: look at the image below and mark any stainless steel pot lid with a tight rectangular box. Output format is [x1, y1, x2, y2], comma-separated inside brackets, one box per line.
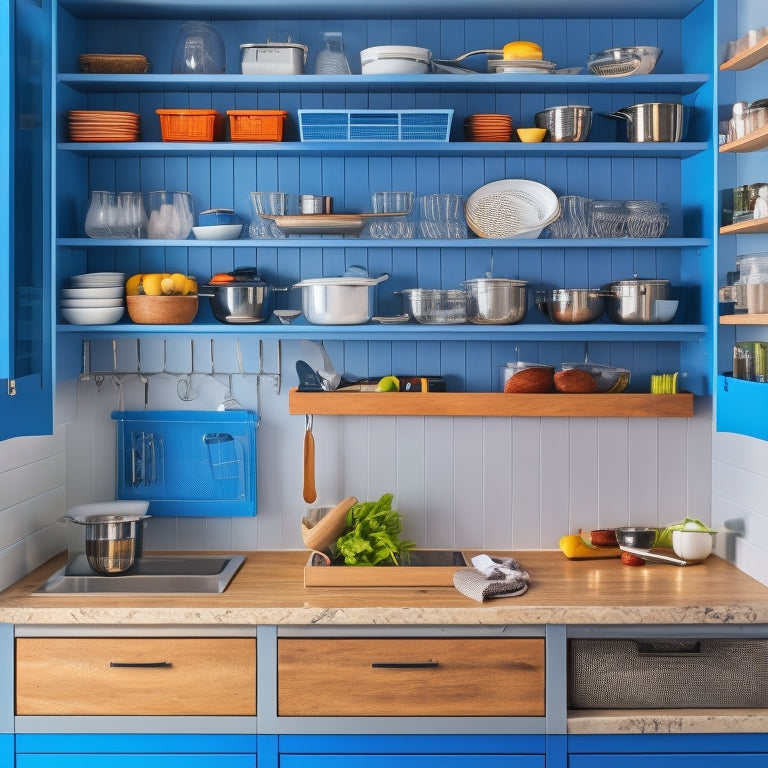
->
[294, 274, 389, 288]
[62, 513, 149, 524]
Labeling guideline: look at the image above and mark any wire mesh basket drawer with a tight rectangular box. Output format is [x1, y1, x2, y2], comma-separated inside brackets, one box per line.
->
[568, 638, 768, 709]
[111, 410, 258, 517]
[298, 109, 453, 142]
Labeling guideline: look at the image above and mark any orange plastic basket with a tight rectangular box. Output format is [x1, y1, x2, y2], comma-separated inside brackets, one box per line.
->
[156, 109, 224, 142]
[227, 109, 287, 141]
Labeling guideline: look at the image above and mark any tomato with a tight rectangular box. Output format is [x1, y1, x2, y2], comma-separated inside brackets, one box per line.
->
[621, 551, 645, 566]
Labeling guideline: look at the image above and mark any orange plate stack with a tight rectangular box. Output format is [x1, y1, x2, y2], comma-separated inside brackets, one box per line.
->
[464, 113, 513, 142]
[68, 110, 140, 142]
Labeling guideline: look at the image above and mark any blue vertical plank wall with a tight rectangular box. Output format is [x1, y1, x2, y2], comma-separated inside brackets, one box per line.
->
[52, 4, 713, 398]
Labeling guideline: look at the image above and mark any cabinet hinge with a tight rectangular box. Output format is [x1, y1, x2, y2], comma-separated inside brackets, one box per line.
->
[6, 379, 16, 396]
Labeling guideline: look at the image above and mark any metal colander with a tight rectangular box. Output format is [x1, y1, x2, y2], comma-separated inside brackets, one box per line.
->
[465, 179, 560, 238]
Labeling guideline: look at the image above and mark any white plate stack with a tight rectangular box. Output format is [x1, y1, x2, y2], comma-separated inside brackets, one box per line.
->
[60, 272, 126, 324]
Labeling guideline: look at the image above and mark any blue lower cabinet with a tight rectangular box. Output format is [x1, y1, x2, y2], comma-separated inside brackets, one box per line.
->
[15, 734, 258, 768]
[278, 735, 546, 767]
[568, 734, 768, 766]
[0, 734, 11, 768]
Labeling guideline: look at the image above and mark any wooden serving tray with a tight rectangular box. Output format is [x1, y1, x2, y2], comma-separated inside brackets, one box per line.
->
[304, 549, 468, 587]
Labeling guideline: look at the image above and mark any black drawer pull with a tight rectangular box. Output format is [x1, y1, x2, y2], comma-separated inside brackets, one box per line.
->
[371, 661, 440, 669]
[109, 661, 173, 668]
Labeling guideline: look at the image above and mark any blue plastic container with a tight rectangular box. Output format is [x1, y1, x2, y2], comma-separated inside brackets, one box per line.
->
[111, 410, 258, 517]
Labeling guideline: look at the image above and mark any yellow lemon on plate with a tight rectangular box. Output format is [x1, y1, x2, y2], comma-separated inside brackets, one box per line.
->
[503, 40, 543, 60]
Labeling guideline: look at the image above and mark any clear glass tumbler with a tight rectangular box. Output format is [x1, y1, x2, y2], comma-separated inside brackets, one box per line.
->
[417, 193, 467, 239]
[147, 190, 194, 240]
[248, 191, 292, 238]
[366, 191, 415, 238]
[84, 190, 116, 238]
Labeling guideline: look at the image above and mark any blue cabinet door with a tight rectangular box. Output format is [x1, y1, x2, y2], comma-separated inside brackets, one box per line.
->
[0, 0, 53, 440]
[15, 734, 258, 768]
[279, 734, 546, 767]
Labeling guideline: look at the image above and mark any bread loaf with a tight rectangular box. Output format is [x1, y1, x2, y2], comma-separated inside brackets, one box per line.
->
[554, 368, 597, 394]
[504, 366, 554, 393]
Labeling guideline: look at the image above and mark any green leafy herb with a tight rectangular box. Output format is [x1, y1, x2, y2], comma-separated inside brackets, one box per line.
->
[335, 493, 415, 566]
[657, 516, 717, 547]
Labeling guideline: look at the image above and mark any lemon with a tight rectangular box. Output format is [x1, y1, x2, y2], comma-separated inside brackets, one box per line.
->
[182, 276, 198, 295]
[140, 273, 164, 296]
[125, 274, 143, 296]
[169, 272, 188, 294]
[160, 277, 177, 295]
[503, 40, 543, 60]
[376, 375, 400, 392]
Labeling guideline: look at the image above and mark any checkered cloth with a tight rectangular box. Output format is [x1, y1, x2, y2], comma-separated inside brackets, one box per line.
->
[453, 554, 530, 602]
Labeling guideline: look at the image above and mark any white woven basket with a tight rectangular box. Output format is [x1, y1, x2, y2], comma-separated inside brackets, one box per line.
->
[465, 179, 561, 238]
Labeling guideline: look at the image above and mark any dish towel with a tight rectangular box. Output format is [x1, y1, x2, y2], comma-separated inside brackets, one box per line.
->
[453, 553, 530, 602]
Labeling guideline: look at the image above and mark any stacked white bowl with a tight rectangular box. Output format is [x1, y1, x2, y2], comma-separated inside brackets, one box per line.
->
[60, 272, 125, 325]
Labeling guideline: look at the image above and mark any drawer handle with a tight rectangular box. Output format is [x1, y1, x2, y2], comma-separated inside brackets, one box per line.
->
[371, 661, 440, 669]
[109, 661, 173, 668]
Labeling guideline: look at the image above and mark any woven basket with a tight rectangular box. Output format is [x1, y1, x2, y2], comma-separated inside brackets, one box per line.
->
[126, 295, 198, 325]
[79, 54, 150, 74]
[465, 179, 560, 238]
[569, 638, 768, 709]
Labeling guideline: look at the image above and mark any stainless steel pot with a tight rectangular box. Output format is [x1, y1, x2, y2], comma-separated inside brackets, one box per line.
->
[534, 105, 593, 142]
[536, 288, 606, 323]
[293, 274, 388, 325]
[603, 279, 670, 324]
[62, 513, 149, 575]
[199, 268, 286, 324]
[608, 102, 687, 142]
[463, 278, 528, 324]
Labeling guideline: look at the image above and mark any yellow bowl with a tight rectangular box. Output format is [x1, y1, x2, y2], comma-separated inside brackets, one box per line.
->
[516, 127, 547, 143]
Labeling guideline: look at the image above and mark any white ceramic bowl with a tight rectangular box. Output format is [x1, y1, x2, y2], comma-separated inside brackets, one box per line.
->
[61, 306, 125, 325]
[652, 299, 679, 323]
[60, 286, 125, 299]
[60, 298, 125, 308]
[192, 224, 243, 240]
[360, 45, 432, 74]
[672, 529, 714, 561]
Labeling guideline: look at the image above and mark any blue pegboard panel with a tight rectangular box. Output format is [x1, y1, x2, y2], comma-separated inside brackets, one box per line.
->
[111, 410, 258, 517]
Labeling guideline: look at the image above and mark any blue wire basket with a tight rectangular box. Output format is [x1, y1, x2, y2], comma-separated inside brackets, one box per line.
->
[298, 109, 453, 142]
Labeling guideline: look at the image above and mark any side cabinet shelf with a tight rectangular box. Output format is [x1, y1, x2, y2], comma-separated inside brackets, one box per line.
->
[287, 388, 694, 418]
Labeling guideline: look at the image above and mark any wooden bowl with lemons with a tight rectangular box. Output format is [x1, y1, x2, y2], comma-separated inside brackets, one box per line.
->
[125, 272, 199, 324]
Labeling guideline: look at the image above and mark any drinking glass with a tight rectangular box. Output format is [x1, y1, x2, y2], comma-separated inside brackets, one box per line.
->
[314, 31, 352, 75]
[417, 193, 467, 239]
[248, 191, 294, 238]
[547, 196, 592, 239]
[366, 191, 414, 238]
[147, 190, 194, 240]
[113, 192, 148, 239]
[84, 191, 116, 238]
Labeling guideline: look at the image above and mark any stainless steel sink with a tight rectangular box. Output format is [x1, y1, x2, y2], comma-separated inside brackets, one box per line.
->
[37, 554, 246, 594]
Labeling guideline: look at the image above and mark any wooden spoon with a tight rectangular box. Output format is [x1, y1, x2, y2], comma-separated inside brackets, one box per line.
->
[301, 496, 358, 552]
[302, 414, 317, 504]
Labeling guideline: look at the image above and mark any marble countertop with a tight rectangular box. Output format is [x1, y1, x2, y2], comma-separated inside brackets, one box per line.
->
[1, 549, 768, 626]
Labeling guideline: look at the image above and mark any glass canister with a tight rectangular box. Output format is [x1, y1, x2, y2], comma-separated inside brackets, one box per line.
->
[733, 341, 768, 382]
[314, 31, 351, 75]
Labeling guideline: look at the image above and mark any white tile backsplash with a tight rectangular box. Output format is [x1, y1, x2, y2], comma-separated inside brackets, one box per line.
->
[7, 339, 765, 593]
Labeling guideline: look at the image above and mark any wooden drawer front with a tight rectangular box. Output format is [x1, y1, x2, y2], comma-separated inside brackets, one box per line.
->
[16, 637, 256, 716]
[278, 637, 545, 716]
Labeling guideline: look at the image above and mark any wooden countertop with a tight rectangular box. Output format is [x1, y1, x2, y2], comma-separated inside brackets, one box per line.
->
[1, 549, 767, 626]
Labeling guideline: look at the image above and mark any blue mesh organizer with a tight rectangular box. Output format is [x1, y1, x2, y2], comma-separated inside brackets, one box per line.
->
[111, 410, 258, 517]
[298, 109, 453, 142]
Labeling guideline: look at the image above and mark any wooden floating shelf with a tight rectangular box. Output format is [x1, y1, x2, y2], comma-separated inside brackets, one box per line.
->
[720, 36, 768, 71]
[720, 313, 768, 325]
[719, 125, 768, 154]
[288, 388, 694, 418]
[720, 218, 768, 235]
